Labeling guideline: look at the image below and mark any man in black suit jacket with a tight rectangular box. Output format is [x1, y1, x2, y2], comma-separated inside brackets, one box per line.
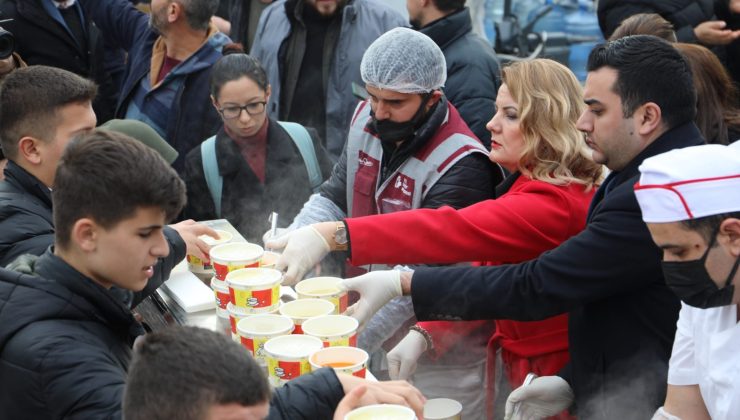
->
[339, 35, 704, 419]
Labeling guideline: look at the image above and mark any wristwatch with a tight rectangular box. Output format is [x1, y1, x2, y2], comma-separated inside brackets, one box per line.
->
[334, 222, 348, 251]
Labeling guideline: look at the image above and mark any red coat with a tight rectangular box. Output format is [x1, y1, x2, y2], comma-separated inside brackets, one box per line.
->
[346, 174, 595, 418]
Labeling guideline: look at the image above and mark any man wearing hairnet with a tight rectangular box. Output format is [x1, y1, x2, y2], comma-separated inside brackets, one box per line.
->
[267, 27, 502, 411]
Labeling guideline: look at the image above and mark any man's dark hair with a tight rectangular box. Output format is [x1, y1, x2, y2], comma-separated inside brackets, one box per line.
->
[682, 211, 740, 245]
[210, 50, 268, 98]
[609, 13, 677, 42]
[123, 326, 271, 420]
[587, 35, 696, 130]
[431, 0, 465, 13]
[53, 130, 186, 249]
[0, 65, 97, 160]
[178, 0, 220, 31]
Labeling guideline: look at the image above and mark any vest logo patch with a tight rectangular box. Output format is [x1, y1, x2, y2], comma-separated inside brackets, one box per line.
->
[394, 175, 412, 197]
[359, 156, 374, 167]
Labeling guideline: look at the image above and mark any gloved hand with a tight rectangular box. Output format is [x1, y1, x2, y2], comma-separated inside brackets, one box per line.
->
[387, 329, 428, 380]
[262, 227, 288, 246]
[265, 226, 329, 285]
[504, 376, 574, 420]
[339, 270, 402, 328]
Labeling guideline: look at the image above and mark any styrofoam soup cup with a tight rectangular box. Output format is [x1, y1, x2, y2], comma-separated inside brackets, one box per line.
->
[237, 314, 294, 364]
[278, 298, 335, 334]
[260, 251, 280, 269]
[295, 276, 348, 314]
[227, 303, 279, 341]
[344, 404, 417, 420]
[210, 242, 263, 281]
[309, 346, 368, 378]
[264, 334, 323, 387]
[210, 276, 230, 312]
[226, 268, 282, 312]
[301, 315, 358, 347]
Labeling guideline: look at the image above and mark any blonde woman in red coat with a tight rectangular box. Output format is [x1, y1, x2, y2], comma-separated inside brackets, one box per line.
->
[268, 59, 603, 419]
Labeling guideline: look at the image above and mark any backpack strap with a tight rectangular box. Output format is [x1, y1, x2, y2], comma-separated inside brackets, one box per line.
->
[277, 121, 322, 193]
[200, 135, 223, 217]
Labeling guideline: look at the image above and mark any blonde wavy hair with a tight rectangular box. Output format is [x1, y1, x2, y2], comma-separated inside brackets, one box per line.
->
[502, 59, 603, 189]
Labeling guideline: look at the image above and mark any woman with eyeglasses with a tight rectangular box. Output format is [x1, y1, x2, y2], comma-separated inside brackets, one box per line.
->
[183, 46, 331, 242]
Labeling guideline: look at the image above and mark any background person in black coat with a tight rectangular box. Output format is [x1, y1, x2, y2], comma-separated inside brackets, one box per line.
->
[339, 35, 703, 419]
[182, 50, 333, 243]
[409, 0, 500, 149]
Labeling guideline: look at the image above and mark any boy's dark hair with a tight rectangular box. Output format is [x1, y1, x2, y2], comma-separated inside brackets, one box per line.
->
[0, 65, 97, 160]
[210, 52, 268, 99]
[123, 326, 271, 420]
[587, 35, 696, 130]
[431, 0, 465, 13]
[682, 211, 740, 245]
[53, 130, 186, 249]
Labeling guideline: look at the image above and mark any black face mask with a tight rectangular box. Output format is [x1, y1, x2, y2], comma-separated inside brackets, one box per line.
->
[370, 92, 433, 144]
[661, 232, 740, 309]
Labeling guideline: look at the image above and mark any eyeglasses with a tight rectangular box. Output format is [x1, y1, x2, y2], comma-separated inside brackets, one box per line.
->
[218, 102, 267, 119]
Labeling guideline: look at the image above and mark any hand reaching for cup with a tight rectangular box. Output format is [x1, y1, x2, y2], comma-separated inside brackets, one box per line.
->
[265, 226, 330, 285]
[387, 329, 428, 380]
[169, 220, 219, 261]
[339, 270, 402, 328]
[334, 374, 426, 420]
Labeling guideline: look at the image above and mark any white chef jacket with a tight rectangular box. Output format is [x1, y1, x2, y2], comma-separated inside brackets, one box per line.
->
[667, 302, 740, 419]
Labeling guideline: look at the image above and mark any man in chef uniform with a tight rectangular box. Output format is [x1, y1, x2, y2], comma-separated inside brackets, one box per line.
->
[634, 141, 740, 420]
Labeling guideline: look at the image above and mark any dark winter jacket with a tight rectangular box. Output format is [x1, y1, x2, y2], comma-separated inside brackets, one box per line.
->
[83, 0, 228, 172]
[320, 96, 502, 213]
[0, 161, 54, 268]
[598, 0, 716, 41]
[420, 8, 500, 149]
[410, 122, 705, 419]
[183, 118, 333, 242]
[0, 0, 118, 122]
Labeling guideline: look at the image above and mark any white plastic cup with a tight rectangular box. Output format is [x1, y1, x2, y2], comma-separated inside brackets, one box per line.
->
[264, 334, 323, 387]
[309, 346, 369, 378]
[186, 230, 233, 272]
[301, 315, 358, 347]
[344, 404, 417, 420]
[226, 268, 282, 312]
[278, 298, 335, 334]
[210, 242, 263, 281]
[295, 276, 348, 314]
[237, 314, 294, 364]
[210, 276, 230, 311]
[423, 398, 463, 420]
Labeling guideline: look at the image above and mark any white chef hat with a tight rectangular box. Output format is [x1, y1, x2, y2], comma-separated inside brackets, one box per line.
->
[635, 142, 740, 223]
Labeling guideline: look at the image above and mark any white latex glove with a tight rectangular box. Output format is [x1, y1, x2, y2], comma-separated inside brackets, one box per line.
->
[504, 376, 574, 420]
[339, 270, 402, 328]
[262, 227, 288, 246]
[265, 226, 329, 285]
[387, 329, 428, 380]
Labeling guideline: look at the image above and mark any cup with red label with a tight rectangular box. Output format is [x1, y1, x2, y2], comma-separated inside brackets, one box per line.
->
[278, 298, 335, 334]
[210, 276, 230, 318]
[309, 346, 368, 378]
[237, 314, 294, 365]
[260, 251, 280, 269]
[226, 267, 282, 313]
[187, 229, 233, 273]
[264, 334, 323, 387]
[301, 315, 358, 348]
[209, 242, 263, 281]
[227, 303, 279, 341]
[294, 276, 348, 314]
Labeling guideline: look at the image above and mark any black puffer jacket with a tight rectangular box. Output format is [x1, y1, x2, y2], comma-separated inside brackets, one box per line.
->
[420, 8, 500, 149]
[320, 96, 502, 213]
[0, 248, 181, 419]
[0, 161, 54, 267]
[598, 0, 716, 41]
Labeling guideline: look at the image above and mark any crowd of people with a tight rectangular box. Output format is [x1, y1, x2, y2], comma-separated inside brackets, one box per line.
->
[0, 0, 739, 419]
